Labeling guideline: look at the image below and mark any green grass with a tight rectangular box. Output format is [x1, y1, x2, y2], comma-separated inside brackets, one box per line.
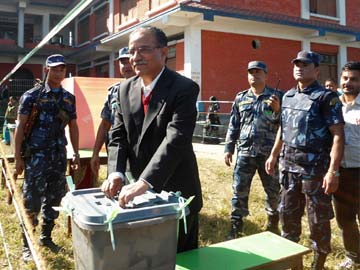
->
[0, 157, 348, 269]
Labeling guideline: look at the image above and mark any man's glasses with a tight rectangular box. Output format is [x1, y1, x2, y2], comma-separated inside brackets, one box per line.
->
[128, 46, 162, 56]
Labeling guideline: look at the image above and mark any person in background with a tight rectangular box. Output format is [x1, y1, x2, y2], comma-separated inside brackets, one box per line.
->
[265, 50, 344, 270]
[101, 26, 202, 252]
[325, 78, 342, 95]
[202, 96, 221, 144]
[2, 96, 19, 145]
[90, 47, 135, 177]
[14, 54, 80, 260]
[333, 61, 360, 270]
[224, 61, 282, 239]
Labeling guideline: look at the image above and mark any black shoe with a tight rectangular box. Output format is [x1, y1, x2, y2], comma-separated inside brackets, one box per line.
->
[39, 238, 61, 253]
[311, 252, 327, 270]
[227, 220, 243, 240]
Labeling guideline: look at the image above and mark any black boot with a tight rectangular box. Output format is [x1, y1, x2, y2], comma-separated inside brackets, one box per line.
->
[39, 222, 61, 253]
[311, 252, 327, 270]
[266, 214, 280, 234]
[226, 219, 243, 240]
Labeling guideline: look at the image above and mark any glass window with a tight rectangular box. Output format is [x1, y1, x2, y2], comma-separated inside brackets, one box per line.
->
[310, 0, 337, 17]
[94, 4, 108, 37]
[50, 14, 75, 46]
[95, 63, 109, 77]
[319, 53, 338, 83]
[120, 0, 139, 24]
[0, 12, 18, 41]
[78, 16, 89, 44]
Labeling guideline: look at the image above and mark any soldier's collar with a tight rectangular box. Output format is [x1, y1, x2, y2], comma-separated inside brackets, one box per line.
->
[297, 80, 321, 93]
[44, 83, 63, 93]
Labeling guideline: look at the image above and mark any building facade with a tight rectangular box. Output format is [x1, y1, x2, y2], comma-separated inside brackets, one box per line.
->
[0, 0, 359, 101]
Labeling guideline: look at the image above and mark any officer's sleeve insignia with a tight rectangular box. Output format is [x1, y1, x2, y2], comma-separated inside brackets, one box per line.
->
[63, 98, 74, 105]
[329, 97, 341, 107]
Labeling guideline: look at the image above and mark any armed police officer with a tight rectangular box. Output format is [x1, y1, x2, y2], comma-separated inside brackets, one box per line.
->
[265, 51, 345, 270]
[224, 61, 282, 239]
[90, 47, 135, 177]
[14, 54, 80, 259]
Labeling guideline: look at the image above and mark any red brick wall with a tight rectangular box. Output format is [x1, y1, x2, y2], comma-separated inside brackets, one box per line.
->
[175, 41, 184, 72]
[201, 30, 300, 102]
[347, 47, 360, 62]
[89, 13, 96, 40]
[346, 0, 360, 28]
[0, 63, 42, 81]
[203, 0, 301, 17]
[311, 43, 338, 55]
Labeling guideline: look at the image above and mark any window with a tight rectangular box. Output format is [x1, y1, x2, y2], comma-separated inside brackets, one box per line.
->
[120, 0, 139, 24]
[94, 3, 108, 37]
[50, 14, 75, 46]
[78, 69, 91, 77]
[78, 16, 89, 44]
[319, 53, 337, 84]
[95, 63, 109, 77]
[166, 45, 176, 71]
[310, 0, 337, 17]
[0, 12, 17, 41]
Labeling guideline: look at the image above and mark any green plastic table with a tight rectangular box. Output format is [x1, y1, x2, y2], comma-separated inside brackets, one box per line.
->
[176, 232, 311, 270]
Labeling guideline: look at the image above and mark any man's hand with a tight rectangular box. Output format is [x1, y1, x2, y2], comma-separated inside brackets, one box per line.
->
[90, 155, 100, 177]
[15, 157, 25, 175]
[118, 180, 149, 208]
[224, 152, 233, 167]
[269, 94, 280, 113]
[265, 155, 277, 176]
[101, 176, 123, 198]
[322, 172, 339, 195]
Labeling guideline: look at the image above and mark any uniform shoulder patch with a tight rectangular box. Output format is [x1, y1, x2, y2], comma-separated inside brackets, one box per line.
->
[329, 96, 341, 106]
[108, 82, 121, 91]
[63, 98, 74, 105]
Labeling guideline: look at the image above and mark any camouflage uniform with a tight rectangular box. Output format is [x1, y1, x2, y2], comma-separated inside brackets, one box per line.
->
[100, 83, 120, 147]
[279, 81, 344, 255]
[18, 83, 77, 227]
[101, 82, 121, 126]
[225, 87, 283, 222]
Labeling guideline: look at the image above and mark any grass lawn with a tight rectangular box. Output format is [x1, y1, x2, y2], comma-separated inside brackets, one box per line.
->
[0, 156, 347, 269]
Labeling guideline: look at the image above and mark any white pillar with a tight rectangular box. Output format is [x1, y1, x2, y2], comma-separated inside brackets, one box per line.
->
[109, 53, 115, 78]
[338, 45, 347, 76]
[338, 0, 346, 25]
[301, 0, 310, 19]
[108, 0, 114, 34]
[74, 17, 78, 46]
[17, 7, 25, 47]
[42, 13, 50, 38]
[302, 39, 311, 51]
[184, 26, 202, 97]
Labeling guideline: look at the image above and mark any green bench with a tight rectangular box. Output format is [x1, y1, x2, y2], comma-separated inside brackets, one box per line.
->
[176, 231, 311, 270]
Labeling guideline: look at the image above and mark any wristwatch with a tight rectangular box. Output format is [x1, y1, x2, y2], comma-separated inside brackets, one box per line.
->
[328, 170, 340, 177]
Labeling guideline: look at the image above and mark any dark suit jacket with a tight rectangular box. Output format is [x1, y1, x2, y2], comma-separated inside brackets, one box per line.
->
[107, 67, 203, 214]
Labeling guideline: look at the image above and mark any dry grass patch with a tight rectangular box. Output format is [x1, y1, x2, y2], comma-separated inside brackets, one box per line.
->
[0, 156, 348, 269]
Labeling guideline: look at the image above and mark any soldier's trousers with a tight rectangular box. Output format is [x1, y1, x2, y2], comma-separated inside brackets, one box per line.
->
[22, 148, 67, 224]
[333, 167, 360, 262]
[231, 154, 280, 221]
[279, 171, 334, 254]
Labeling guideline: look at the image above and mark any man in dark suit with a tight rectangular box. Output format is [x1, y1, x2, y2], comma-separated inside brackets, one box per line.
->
[101, 26, 203, 252]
